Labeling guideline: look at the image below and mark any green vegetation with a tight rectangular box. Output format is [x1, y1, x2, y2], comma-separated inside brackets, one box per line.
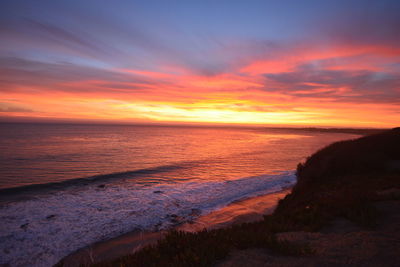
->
[93, 222, 311, 267]
[89, 128, 399, 267]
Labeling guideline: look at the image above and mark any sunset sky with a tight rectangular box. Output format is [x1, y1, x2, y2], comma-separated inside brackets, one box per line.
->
[0, 0, 399, 127]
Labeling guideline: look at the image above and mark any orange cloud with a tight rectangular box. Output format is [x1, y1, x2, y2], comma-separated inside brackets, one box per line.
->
[241, 44, 400, 75]
[1, 42, 399, 128]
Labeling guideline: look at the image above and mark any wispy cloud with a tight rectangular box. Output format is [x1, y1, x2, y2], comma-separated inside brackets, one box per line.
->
[0, 0, 399, 127]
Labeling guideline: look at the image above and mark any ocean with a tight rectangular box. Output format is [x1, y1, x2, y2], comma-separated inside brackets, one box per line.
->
[0, 123, 359, 266]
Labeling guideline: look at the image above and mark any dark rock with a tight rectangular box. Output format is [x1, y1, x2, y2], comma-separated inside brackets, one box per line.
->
[153, 190, 163, 194]
[98, 184, 106, 188]
[46, 214, 56, 219]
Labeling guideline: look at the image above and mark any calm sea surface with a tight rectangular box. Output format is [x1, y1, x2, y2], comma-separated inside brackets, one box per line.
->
[0, 123, 359, 266]
[0, 123, 358, 189]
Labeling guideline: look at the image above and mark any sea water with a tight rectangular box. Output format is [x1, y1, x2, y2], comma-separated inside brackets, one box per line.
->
[0, 123, 359, 266]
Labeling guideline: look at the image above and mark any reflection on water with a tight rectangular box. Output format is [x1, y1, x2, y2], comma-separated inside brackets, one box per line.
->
[0, 123, 359, 189]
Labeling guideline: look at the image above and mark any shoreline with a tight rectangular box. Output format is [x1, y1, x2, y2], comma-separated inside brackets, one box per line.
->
[58, 189, 291, 266]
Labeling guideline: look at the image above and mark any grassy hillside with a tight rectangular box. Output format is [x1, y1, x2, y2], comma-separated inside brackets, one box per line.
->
[272, 127, 400, 231]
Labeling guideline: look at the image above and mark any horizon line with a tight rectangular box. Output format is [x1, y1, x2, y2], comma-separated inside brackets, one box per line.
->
[0, 117, 391, 131]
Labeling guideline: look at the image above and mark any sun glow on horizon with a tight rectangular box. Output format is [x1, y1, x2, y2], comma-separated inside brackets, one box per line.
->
[1, 1, 399, 128]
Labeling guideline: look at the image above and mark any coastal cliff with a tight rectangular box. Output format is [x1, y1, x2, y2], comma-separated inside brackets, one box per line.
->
[221, 127, 400, 266]
[271, 127, 400, 232]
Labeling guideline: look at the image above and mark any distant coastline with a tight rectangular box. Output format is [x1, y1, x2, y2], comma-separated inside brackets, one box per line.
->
[0, 120, 386, 135]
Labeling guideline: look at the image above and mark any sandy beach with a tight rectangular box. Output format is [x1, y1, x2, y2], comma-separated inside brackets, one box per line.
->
[58, 189, 291, 266]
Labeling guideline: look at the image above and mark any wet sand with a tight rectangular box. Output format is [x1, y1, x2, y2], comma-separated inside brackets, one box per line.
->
[177, 189, 290, 232]
[58, 189, 290, 266]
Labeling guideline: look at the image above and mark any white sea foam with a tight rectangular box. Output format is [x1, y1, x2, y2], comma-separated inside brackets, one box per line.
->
[0, 172, 295, 267]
